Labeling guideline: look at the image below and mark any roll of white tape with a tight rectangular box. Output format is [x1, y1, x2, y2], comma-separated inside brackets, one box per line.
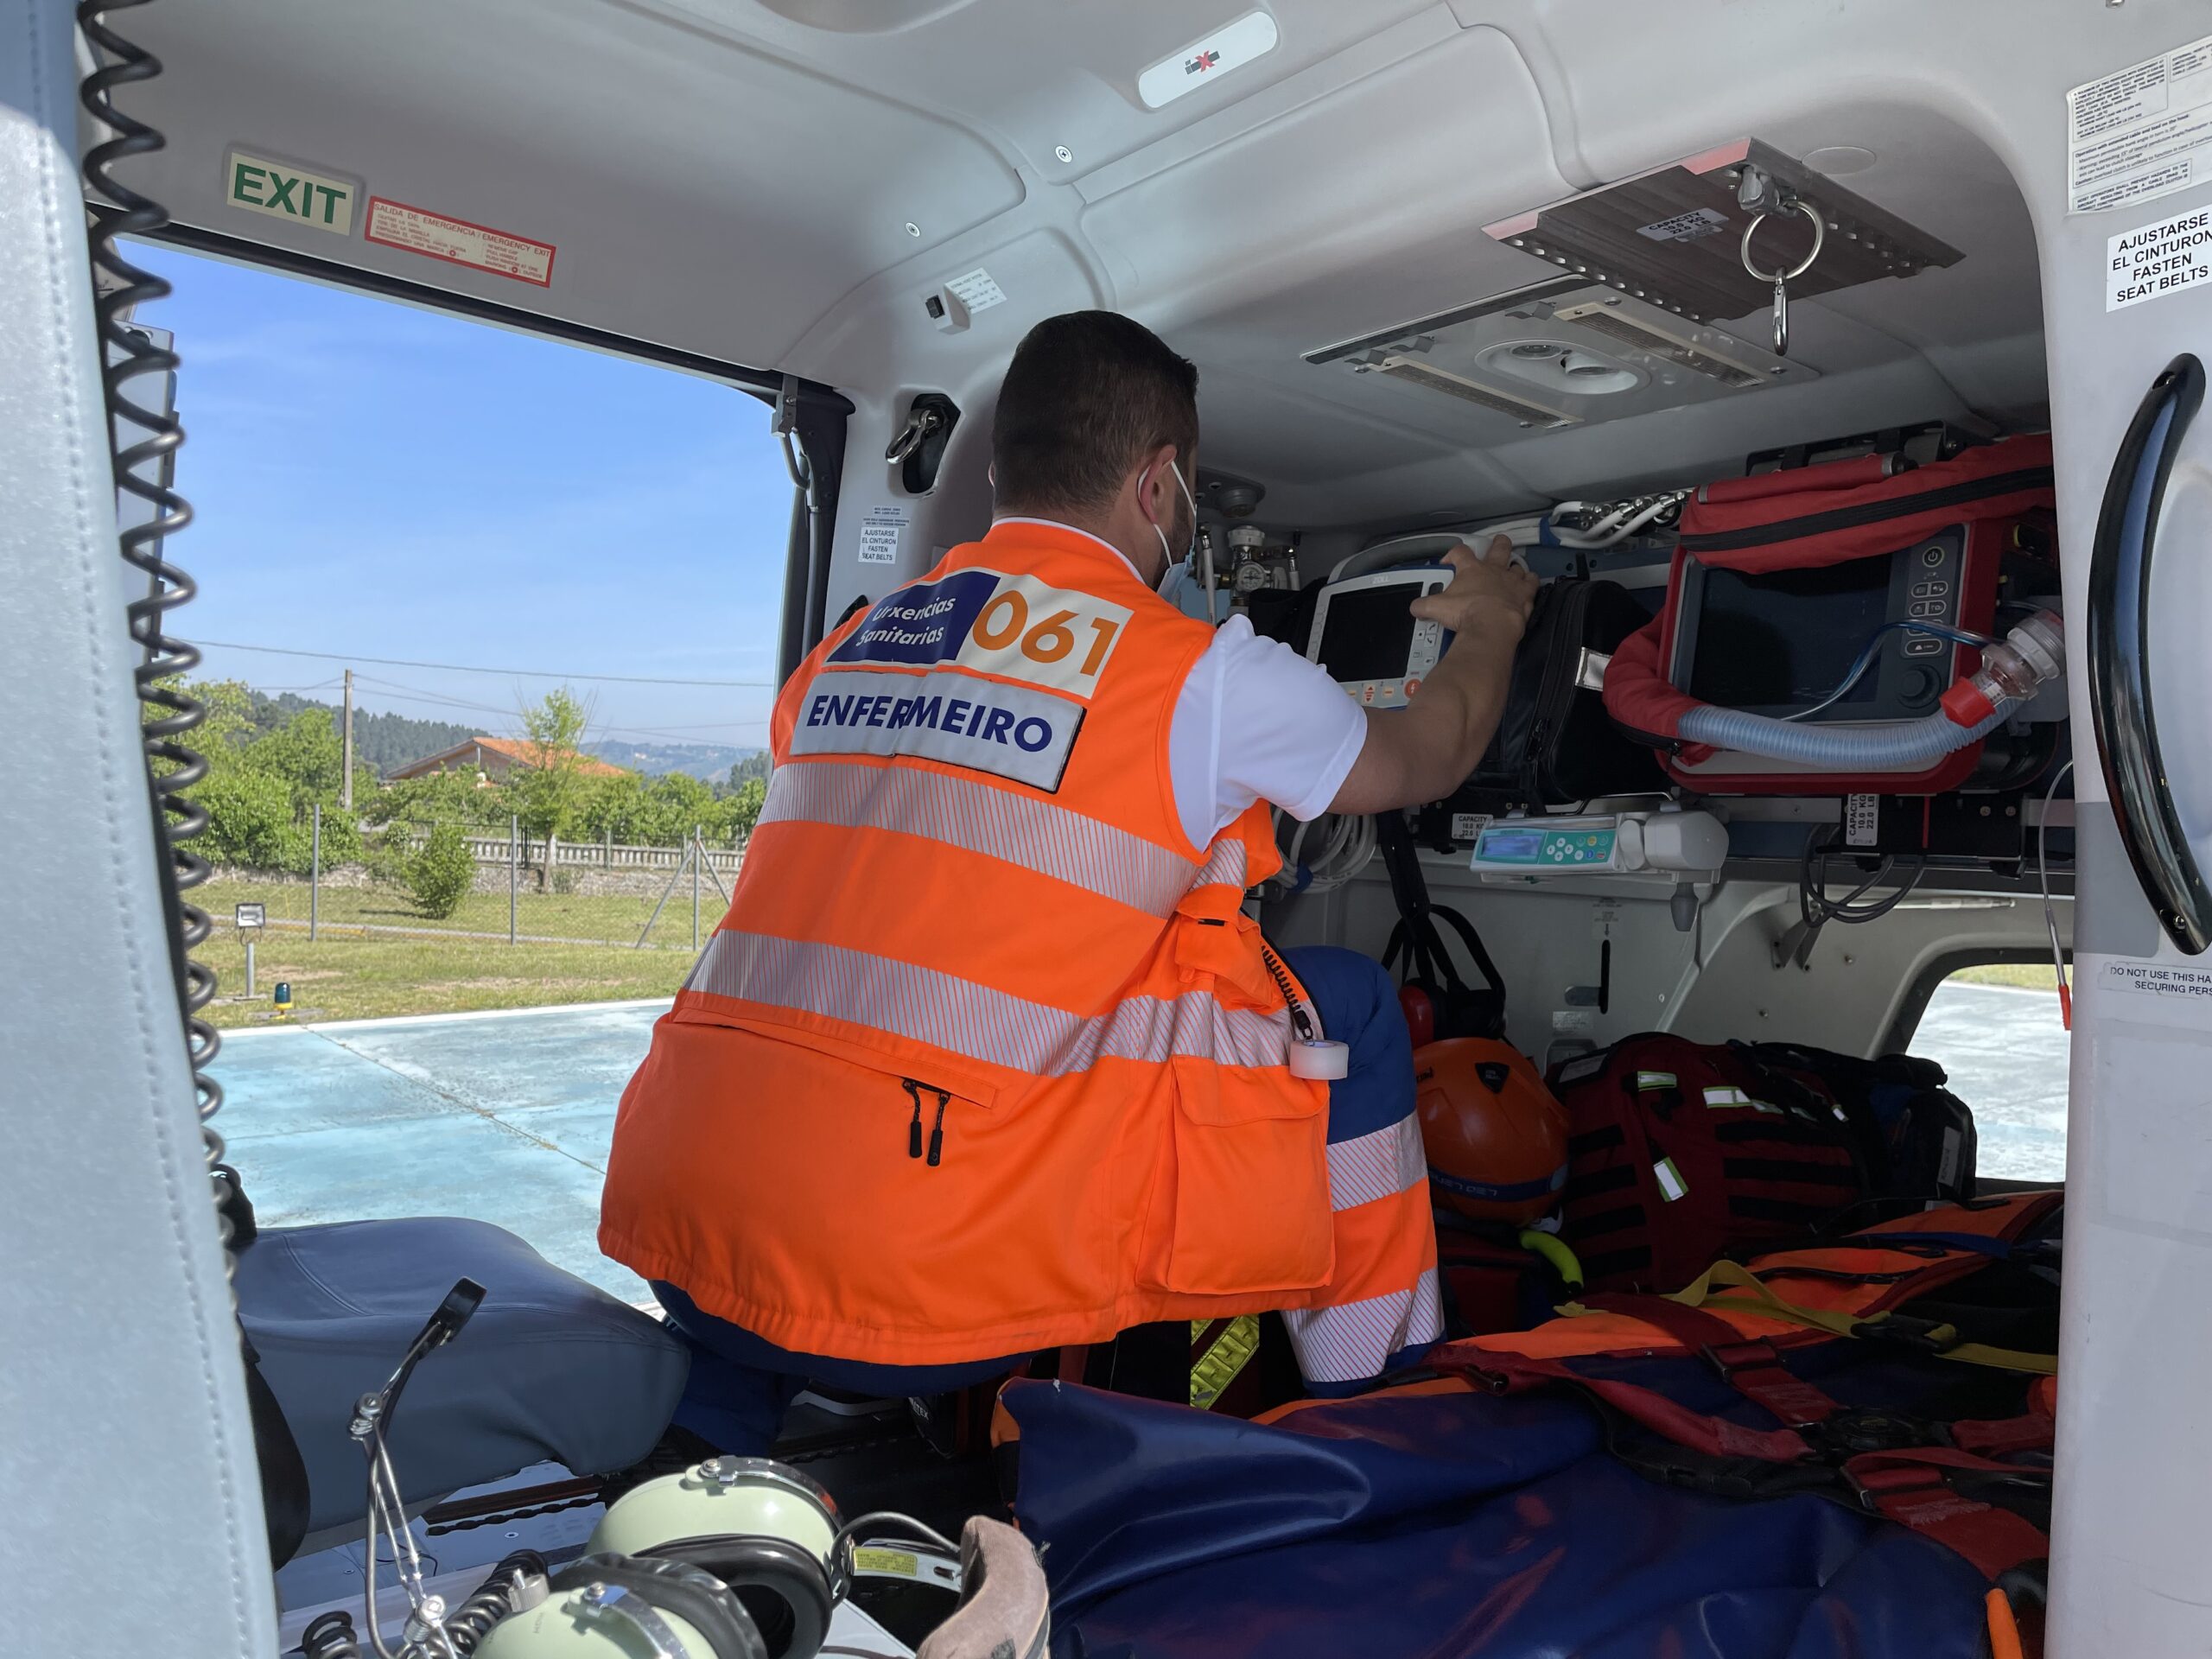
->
[1289, 1039, 1351, 1081]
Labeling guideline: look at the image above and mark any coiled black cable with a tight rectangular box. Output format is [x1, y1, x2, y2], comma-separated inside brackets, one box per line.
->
[1799, 826, 1928, 930]
[442, 1549, 550, 1651]
[301, 1610, 364, 1659]
[76, 2, 233, 1274]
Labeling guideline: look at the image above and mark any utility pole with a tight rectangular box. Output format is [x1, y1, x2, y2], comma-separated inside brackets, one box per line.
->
[340, 667, 355, 810]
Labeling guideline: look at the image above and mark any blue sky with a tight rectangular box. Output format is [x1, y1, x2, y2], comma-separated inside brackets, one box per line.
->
[128, 241, 792, 753]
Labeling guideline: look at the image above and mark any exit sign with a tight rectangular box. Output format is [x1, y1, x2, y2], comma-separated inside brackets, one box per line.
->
[223, 148, 359, 236]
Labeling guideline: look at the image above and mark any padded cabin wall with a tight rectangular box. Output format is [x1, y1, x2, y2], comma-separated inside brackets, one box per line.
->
[1267, 866, 2069, 1064]
[1, 0, 277, 1647]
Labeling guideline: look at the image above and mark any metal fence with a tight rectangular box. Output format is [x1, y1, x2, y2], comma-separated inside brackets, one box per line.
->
[206, 806, 748, 958]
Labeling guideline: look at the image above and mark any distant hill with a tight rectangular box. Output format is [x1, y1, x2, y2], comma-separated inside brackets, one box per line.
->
[253, 692, 474, 773]
[585, 741, 769, 784]
[246, 688, 765, 784]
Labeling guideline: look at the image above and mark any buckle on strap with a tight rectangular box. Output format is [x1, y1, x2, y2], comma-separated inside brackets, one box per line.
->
[1847, 1459, 1967, 1517]
[1850, 1313, 1962, 1354]
[1805, 1408, 1948, 1458]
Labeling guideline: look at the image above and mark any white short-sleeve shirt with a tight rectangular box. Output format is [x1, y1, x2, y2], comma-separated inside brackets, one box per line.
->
[995, 518, 1370, 849]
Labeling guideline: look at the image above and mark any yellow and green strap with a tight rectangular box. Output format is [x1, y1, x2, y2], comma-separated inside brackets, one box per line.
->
[1191, 1315, 1262, 1410]
[1660, 1258, 2056, 1375]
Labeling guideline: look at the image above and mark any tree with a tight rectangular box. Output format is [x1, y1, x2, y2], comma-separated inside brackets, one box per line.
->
[725, 751, 772, 789]
[365, 766, 512, 831]
[196, 766, 298, 869]
[407, 822, 478, 919]
[721, 776, 767, 841]
[506, 686, 594, 846]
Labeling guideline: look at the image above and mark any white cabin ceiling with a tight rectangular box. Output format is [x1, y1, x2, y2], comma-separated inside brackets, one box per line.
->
[111, 0, 2126, 526]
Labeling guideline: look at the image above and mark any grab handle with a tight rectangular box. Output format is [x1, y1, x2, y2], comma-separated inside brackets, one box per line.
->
[2087, 353, 2210, 954]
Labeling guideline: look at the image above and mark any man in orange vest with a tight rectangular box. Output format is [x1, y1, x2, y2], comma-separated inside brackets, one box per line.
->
[601, 311, 1535, 1452]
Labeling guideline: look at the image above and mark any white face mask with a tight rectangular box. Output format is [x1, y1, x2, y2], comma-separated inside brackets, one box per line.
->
[1155, 556, 1190, 604]
[1144, 459, 1198, 592]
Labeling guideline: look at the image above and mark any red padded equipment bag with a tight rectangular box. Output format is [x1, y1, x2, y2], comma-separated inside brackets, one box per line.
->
[1602, 434, 2056, 794]
[1550, 1034, 1865, 1293]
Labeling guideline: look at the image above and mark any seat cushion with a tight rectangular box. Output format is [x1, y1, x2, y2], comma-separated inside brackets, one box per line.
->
[235, 1218, 688, 1533]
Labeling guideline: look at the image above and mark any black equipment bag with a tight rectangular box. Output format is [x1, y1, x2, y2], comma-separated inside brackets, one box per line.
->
[1740, 1040, 1979, 1205]
[1459, 577, 1663, 810]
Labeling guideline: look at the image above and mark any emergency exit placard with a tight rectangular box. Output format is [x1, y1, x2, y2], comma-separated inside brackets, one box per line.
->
[364, 198, 556, 287]
[223, 148, 359, 236]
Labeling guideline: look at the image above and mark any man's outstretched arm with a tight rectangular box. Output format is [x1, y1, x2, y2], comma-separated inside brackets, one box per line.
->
[1327, 536, 1537, 816]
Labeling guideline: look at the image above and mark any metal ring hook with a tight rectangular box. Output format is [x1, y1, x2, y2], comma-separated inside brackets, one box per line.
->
[1739, 198, 1827, 284]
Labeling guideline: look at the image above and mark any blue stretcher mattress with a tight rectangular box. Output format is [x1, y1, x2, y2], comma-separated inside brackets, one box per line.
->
[1003, 1371, 1991, 1658]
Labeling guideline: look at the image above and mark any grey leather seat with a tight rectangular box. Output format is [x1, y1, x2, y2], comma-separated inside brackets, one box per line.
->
[235, 1217, 689, 1535]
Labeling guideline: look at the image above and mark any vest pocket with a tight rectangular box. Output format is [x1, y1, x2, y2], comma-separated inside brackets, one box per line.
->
[1158, 1055, 1332, 1297]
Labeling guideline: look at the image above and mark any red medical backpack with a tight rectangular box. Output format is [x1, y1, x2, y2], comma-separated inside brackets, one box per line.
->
[1549, 1034, 1866, 1293]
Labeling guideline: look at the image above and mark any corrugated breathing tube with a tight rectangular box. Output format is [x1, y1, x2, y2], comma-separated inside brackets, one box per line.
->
[1677, 699, 2015, 771]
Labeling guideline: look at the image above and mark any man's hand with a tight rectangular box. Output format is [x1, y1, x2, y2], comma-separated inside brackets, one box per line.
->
[1411, 536, 1538, 648]
[1326, 535, 1541, 817]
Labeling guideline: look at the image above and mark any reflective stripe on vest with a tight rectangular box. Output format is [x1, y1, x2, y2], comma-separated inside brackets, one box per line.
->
[684, 928, 1294, 1077]
[1325, 1116, 1428, 1212]
[759, 760, 1199, 917]
[1283, 1267, 1445, 1385]
[1189, 837, 1249, 893]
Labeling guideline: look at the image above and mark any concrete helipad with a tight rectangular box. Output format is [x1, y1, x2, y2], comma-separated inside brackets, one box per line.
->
[211, 981, 2069, 1309]
[216, 999, 671, 1301]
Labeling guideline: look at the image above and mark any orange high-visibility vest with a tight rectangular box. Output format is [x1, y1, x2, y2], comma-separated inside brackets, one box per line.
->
[600, 522, 1334, 1366]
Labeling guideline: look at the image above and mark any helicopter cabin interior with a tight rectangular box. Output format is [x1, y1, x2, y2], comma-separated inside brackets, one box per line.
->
[8, 1, 2212, 1656]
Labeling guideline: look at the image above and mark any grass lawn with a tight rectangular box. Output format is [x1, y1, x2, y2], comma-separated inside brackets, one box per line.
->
[202, 870, 728, 948]
[1949, 963, 2063, 992]
[195, 874, 697, 1027]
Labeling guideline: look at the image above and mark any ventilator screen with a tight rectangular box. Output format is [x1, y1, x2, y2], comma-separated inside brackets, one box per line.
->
[1687, 557, 1890, 710]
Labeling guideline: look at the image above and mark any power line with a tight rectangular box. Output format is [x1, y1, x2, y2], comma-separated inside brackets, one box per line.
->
[195, 638, 774, 688]
[346, 676, 767, 743]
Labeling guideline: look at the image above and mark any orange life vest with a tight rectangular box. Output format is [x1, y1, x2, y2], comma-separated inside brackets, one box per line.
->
[600, 522, 1334, 1366]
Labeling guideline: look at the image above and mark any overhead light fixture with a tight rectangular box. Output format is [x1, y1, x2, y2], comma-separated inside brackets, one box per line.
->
[1551, 301, 1768, 389]
[1364, 355, 1579, 428]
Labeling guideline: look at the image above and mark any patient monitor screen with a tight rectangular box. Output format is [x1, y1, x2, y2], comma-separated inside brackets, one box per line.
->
[1315, 583, 1426, 683]
[1685, 558, 1891, 712]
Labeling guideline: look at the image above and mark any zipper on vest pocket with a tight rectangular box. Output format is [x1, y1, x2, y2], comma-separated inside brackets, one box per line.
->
[901, 1077, 953, 1166]
[900, 1079, 924, 1159]
[1255, 935, 1318, 1040]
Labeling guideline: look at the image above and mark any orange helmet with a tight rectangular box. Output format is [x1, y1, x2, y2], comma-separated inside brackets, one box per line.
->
[1414, 1038, 1569, 1224]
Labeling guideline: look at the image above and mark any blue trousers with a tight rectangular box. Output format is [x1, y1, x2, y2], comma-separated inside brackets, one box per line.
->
[654, 945, 1428, 1453]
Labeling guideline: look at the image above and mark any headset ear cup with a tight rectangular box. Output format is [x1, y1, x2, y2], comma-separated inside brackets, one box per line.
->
[647, 1536, 835, 1659]
[548, 1554, 767, 1659]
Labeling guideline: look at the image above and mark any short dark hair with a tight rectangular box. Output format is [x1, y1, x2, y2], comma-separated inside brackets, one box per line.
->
[991, 311, 1198, 516]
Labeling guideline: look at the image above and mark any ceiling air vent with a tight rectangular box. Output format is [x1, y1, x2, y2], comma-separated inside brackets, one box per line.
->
[1553, 301, 1766, 389]
[1367, 355, 1580, 429]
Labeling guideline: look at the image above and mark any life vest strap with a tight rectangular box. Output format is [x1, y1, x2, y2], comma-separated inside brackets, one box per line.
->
[1656, 1259, 2057, 1375]
[1435, 1343, 2056, 1582]
[1843, 1449, 2052, 1580]
[1579, 1290, 1840, 1429]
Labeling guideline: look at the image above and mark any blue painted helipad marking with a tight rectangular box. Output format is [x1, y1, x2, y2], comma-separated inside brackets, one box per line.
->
[217, 1001, 671, 1301]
